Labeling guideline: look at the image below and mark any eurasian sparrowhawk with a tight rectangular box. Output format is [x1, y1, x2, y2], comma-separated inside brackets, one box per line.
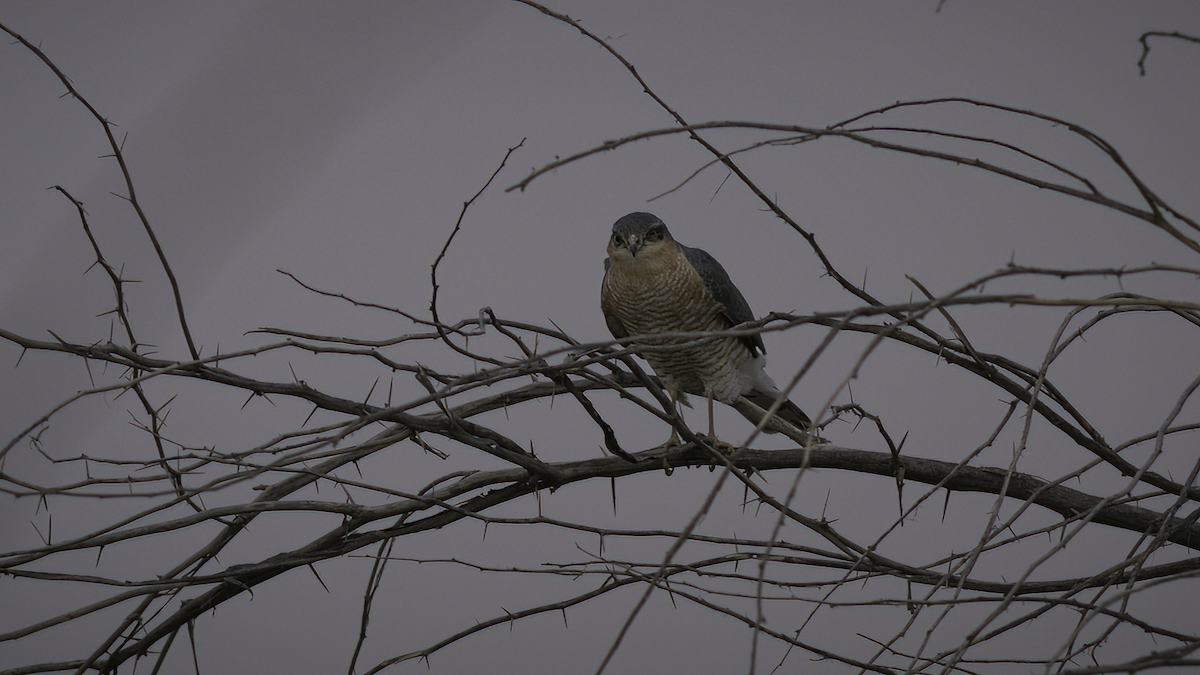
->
[600, 212, 814, 446]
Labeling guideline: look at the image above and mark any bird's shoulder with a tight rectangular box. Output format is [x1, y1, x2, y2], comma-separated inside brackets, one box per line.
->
[678, 244, 753, 321]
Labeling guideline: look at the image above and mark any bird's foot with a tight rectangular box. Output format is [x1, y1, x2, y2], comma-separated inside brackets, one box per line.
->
[657, 448, 676, 475]
[698, 434, 736, 471]
[699, 434, 736, 453]
[655, 434, 681, 476]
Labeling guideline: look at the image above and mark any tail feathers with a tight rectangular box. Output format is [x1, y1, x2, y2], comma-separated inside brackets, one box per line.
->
[735, 391, 824, 444]
[741, 390, 811, 429]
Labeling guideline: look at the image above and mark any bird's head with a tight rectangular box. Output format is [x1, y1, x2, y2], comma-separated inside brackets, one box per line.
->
[606, 212, 675, 267]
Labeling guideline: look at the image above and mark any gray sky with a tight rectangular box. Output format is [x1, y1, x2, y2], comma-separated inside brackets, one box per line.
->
[2, 2, 1199, 673]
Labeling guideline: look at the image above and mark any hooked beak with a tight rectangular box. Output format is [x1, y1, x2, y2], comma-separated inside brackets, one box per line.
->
[627, 235, 641, 257]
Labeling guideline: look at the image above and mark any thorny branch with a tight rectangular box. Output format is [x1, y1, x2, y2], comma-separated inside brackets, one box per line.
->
[1, 21, 199, 361]
[2, 8, 1199, 675]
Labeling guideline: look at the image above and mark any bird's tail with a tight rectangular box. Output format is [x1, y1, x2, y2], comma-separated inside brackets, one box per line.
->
[741, 390, 812, 429]
[735, 391, 824, 444]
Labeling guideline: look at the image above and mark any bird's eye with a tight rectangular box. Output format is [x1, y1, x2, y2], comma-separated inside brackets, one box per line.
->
[612, 234, 625, 246]
[646, 228, 662, 241]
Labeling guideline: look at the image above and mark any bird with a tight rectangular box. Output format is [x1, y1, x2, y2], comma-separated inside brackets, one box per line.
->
[600, 212, 816, 452]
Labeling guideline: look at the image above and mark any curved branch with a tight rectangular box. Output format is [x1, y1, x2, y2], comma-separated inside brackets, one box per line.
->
[1, 22, 200, 360]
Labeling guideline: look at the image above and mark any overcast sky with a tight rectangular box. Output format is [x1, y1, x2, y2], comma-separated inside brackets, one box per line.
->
[2, 2, 1199, 673]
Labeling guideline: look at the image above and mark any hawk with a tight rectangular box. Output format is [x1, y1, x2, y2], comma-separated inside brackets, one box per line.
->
[600, 212, 815, 448]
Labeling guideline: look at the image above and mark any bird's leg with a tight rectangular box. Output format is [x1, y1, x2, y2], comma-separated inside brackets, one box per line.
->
[707, 393, 716, 439]
[662, 386, 684, 447]
[702, 392, 735, 469]
[658, 386, 683, 475]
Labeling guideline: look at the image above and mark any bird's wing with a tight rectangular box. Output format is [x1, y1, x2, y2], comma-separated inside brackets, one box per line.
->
[679, 244, 766, 355]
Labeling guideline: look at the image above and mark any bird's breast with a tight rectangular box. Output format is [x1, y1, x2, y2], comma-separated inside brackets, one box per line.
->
[602, 255, 753, 402]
